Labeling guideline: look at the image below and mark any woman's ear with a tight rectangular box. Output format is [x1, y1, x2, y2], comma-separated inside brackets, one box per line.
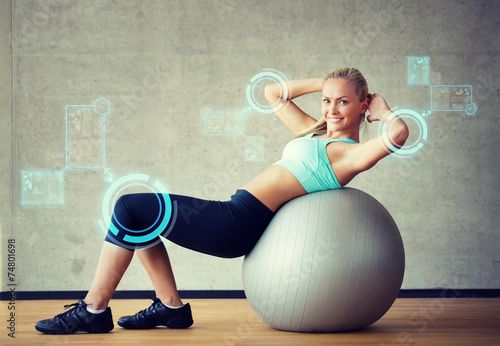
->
[362, 94, 373, 113]
[361, 98, 369, 113]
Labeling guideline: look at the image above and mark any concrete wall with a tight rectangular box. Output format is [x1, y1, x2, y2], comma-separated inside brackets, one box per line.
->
[2, 0, 499, 293]
[1, 0, 13, 290]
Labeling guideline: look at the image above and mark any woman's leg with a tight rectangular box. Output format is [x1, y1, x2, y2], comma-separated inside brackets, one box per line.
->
[83, 242, 134, 310]
[135, 241, 183, 307]
[83, 241, 183, 309]
[85, 192, 182, 308]
[35, 241, 129, 334]
[116, 241, 193, 330]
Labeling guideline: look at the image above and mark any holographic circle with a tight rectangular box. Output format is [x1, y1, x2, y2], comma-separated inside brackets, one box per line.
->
[110, 183, 163, 234]
[246, 69, 289, 113]
[99, 173, 173, 249]
[379, 109, 428, 157]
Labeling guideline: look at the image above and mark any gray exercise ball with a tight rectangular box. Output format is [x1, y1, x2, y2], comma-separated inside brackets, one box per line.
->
[242, 188, 405, 332]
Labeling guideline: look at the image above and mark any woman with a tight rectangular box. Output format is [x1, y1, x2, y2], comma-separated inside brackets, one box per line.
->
[35, 67, 409, 334]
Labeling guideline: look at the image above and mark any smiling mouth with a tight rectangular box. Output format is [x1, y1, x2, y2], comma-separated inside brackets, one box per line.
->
[327, 116, 343, 123]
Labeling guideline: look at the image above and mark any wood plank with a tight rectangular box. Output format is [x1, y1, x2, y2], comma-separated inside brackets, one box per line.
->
[1, 298, 499, 345]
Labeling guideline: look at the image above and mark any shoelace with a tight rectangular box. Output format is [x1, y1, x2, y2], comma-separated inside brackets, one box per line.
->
[52, 300, 85, 322]
[63, 300, 85, 310]
[136, 296, 161, 318]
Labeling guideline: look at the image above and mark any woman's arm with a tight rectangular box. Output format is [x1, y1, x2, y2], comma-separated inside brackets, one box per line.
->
[265, 78, 324, 135]
[343, 93, 409, 173]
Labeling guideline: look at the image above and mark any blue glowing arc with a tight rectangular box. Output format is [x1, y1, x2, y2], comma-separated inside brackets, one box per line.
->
[101, 173, 172, 245]
[246, 70, 289, 114]
[380, 109, 428, 157]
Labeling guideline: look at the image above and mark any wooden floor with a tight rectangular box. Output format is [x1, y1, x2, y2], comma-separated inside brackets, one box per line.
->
[1, 298, 499, 345]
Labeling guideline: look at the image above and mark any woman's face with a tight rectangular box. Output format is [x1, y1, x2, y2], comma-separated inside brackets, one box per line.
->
[321, 78, 367, 133]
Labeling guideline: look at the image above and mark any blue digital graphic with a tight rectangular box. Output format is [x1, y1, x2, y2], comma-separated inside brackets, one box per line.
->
[104, 168, 114, 183]
[246, 69, 289, 113]
[393, 56, 480, 157]
[22, 96, 174, 247]
[21, 170, 65, 205]
[99, 173, 175, 249]
[22, 98, 113, 207]
[408, 56, 430, 85]
[464, 103, 478, 116]
[245, 136, 265, 162]
[379, 109, 428, 158]
[431, 85, 476, 115]
[406, 58, 478, 117]
[199, 69, 292, 163]
[66, 97, 111, 169]
[201, 107, 249, 135]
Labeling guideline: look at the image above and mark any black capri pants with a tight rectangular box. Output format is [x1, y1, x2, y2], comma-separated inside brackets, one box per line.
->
[104, 189, 275, 258]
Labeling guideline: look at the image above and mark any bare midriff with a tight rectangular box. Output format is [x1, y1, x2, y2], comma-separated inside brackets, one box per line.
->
[239, 165, 308, 212]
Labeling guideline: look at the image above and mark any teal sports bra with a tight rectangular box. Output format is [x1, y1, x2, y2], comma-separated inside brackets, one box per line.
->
[273, 133, 357, 193]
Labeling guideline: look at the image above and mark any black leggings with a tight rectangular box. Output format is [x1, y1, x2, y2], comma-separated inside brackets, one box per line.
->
[104, 189, 275, 258]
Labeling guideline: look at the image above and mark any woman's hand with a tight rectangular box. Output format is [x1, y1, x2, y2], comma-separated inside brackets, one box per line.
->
[366, 93, 392, 124]
[266, 78, 324, 135]
[340, 92, 409, 175]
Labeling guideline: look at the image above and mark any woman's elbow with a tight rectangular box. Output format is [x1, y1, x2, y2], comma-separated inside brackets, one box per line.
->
[391, 124, 409, 148]
[264, 83, 281, 102]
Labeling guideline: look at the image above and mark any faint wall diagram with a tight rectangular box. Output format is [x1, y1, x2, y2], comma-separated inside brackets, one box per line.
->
[431, 85, 477, 115]
[407, 56, 477, 116]
[21, 170, 65, 205]
[21, 97, 112, 206]
[66, 97, 111, 169]
[200, 69, 289, 162]
[408, 56, 430, 85]
[201, 107, 248, 136]
[381, 57, 479, 158]
[21, 97, 171, 246]
[245, 136, 265, 162]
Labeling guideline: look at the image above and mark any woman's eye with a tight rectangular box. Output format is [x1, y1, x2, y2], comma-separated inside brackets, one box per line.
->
[339, 100, 348, 105]
[323, 99, 330, 104]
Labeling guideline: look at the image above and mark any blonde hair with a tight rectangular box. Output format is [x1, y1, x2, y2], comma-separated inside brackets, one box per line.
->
[292, 67, 369, 140]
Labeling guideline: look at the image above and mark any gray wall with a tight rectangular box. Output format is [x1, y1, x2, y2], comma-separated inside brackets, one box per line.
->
[2, 0, 499, 293]
[1, 0, 12, 287]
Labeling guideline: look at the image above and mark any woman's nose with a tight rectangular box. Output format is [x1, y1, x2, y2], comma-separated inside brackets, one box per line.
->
[329, 105, 338, 115]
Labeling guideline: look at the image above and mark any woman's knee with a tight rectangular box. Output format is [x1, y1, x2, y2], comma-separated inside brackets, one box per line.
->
[107, 193, 164, 250]
[113, 193, 161, 228]
[111, 194, 137, 230]
[113, 194, 136, 213]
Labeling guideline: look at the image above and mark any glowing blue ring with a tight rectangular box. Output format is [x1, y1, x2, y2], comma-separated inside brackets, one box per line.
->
[111, 184, 162, 233]
[122, 202, 171, 243]
[246, 70, 288, 114]
[101, 173, 171, 245]
[249, 77, 282, 110]
[386, 115, 422, 150]
[380, 109, 428, 157]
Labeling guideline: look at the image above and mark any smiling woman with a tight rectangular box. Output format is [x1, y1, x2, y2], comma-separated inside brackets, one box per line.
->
[321, 78, 368, 140]
[266, 68, 369, 141]
[35, 67, 409, 336]
[251, 67, 410, 203]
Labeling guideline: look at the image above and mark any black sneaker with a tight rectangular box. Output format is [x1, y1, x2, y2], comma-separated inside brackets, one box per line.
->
[117, 297, 193, 329]
[35, 299, 114, 334]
